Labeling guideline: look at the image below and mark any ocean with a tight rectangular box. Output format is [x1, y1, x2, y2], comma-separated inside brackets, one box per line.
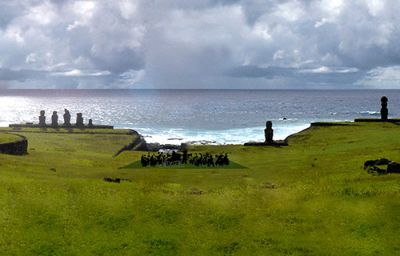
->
[1, 90, 399, 144]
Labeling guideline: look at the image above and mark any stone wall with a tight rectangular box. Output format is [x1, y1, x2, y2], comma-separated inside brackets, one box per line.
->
[0, 134, 28, 155]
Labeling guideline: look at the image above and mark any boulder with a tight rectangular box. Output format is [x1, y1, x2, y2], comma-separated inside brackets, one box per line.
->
[387, 161, 400, 173]
[363, 158, 390, 170]
[364, 158, 400, 174]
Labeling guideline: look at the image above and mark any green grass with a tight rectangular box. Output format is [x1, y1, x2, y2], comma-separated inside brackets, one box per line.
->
[0, 127, 133, 134]
[0, 122, 399, 255]
[0, 132, 24, 143]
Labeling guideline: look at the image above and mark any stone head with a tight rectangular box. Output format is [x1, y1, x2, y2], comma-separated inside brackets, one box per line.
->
[266, 121, 272, 129]
[381, 96, 388, 104]
[40, 110, 45, 116]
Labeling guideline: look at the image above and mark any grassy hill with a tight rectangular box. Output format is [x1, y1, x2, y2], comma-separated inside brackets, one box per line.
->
[0, 124, 399, 255]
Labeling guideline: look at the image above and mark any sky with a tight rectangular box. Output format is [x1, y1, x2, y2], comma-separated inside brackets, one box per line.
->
[0, 0, 400, 89]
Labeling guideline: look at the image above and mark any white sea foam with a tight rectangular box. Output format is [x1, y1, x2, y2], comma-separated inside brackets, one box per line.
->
[359, 111, 380, 116]
[134, 123, 310, 145]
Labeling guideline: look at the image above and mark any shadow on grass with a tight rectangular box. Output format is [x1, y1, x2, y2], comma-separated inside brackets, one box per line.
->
[120, 160, 247, 169]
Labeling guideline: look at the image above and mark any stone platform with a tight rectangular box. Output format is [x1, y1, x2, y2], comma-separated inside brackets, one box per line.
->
[0, 134, 28, 155]
[244, 140, 288, 147]
[354, 118, 400, 123]
[310, 122, 352, 127]
[9, 123, 114, 129]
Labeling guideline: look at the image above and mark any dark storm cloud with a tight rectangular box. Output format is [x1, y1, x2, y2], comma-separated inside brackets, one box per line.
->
[227, 66, 296, 78]
[0, 68, 46, 81]
[227, 65, 364, 88]
[0, 0, 400, 88]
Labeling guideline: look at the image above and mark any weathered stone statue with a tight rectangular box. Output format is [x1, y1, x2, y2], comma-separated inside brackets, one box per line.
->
[381, 96, 388, 121]
[88, 119, 93, 127]
[39, 110, 46, 127]
[264, 121, 273, 144]
[76, 113, 84, 127]
[63, 109, 71, 126]
[51, 111, 58, 127]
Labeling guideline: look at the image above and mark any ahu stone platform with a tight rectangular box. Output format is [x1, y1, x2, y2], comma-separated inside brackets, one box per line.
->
[244, 140, 288, 147]
[0, 134, 28, 155]
[9, 123, 114, 129]
[354, 118, 400, 123]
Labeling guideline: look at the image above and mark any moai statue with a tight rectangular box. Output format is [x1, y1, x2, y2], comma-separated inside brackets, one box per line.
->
[264, 121, 273, 144]
[381, 96, 388, 121]
[63, 109, 71, 126]
[76, 113, 84, 127]
[51, 111, 58, 127]
[88, 119, 93, 128]
[181, 143, 189, 164]
[39, 110, 46, 127]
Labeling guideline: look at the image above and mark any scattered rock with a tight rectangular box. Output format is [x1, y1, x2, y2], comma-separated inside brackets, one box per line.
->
[50, 168, 56, 172]
[103, 177, 132, 183]
[364, 158, 400, 175]
[366, 165, 386, 175]
[261, 182, 277, 189]
[363, 158, 390, 170]
[103, 177, 121, 183]
[189, 188, 204, 195]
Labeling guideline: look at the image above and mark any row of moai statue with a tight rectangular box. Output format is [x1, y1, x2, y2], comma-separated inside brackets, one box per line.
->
[39, 109, 93, 128]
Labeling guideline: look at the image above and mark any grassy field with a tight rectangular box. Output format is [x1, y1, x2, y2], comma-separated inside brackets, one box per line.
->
[0, 132, 24, 144]
[0, 123, 399, 255]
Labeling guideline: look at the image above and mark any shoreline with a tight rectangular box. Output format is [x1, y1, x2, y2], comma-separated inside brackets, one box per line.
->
[131, 123, 312, 146]
[0, 121, 344, 147]
[2, 119, 389, 148]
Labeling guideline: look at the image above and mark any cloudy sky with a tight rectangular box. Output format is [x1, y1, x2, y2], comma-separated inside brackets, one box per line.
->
[0, 0, 399, 89]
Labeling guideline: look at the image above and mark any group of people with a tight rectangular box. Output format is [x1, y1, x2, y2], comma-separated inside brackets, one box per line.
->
[140, 151, 230, 167]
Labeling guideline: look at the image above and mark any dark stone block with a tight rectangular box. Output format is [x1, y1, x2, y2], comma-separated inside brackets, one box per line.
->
[0, 134, 28, 155]
[363, 158, 390, 170]
[364, 158, 400, 174]
[366, 165, 387, 175]
[103, 177, 120, 183]
[387, 161, 400, 173]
